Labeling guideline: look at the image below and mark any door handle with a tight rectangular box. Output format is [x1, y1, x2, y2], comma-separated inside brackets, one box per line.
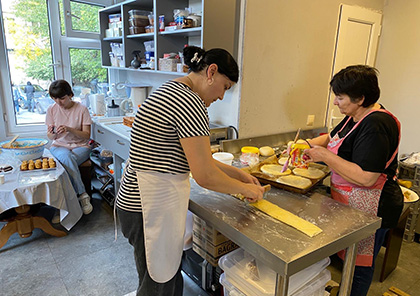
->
[117, 140, 125, 145]
[97, 129, 104, 134]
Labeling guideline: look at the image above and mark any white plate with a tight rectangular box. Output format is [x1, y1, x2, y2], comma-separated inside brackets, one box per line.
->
[400, 186, 419, 203]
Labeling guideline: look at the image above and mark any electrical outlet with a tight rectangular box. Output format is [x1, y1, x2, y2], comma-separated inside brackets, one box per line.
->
[306, 115, 315, 126]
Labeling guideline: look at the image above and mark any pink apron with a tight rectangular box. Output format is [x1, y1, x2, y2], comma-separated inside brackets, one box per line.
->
[327, 109, 400, 267]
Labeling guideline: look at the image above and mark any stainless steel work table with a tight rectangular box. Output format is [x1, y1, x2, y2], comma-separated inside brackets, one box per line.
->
[189, 180, 382, 296]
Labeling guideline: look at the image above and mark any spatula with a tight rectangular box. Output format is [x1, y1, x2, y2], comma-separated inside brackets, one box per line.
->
[280, 128, 301, 173]
[3, 134, 19, 148]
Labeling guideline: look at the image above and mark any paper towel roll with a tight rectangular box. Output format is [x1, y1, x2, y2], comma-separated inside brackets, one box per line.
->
[89, 94, 106, 115]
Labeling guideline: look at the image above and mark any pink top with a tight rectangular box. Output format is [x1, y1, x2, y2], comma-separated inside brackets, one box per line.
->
[45, 101, 92, 149]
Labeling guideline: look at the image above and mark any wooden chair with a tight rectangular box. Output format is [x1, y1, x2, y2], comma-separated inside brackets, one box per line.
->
[79, 159, 92, 196]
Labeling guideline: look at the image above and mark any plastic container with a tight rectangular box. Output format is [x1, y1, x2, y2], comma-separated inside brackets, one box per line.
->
[145, 51, 154, 62]
[240, 146, 260, 166]
[144, 40, 154, 52]
[218, 248, 330, 296]
[109, 52, 118, 67]
[145, 25, 154, 33]
[129, 26, 146, 35]
[108, 13, 121, 23]
[129, 16, 149, 27]
[220, 270, 331, 296]
[128, 9, 151, 17]
[148, 13, 154, 25]
[116, 55, 124, 67]
[212, 152, 234, 166]
[220, 273, 245, 296]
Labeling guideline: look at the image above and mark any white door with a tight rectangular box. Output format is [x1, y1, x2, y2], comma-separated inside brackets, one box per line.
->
[326, 4, 382, 131]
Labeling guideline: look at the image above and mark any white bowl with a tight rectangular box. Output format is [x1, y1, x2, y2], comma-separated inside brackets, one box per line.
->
[212, 152, 234, 166]
[0, 138, 48, 161]
[401, 186, 419, 203]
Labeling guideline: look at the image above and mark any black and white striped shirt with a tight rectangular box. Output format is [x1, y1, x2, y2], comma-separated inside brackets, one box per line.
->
[116, 81, 210, 212]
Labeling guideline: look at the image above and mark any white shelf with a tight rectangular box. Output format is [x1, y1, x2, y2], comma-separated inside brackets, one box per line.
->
[99, 0, 238, 75]
[159, 27, 201, 37]
[127, 33, 154, 39]
[102, 65, 186, 76]
[103, 37, 123, 41]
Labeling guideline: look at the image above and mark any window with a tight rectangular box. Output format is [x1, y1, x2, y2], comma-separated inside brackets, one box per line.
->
[0, 0, 111, 136]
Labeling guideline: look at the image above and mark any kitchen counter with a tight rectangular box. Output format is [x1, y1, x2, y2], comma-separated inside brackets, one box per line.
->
[90, 120, 381, 295]
[189, 180, 381, 296]
[91, 116, 131, 197]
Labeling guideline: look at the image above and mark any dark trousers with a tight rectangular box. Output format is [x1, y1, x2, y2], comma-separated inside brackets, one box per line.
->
[350, 228, 389, 296]
[117, 207, 184, 296]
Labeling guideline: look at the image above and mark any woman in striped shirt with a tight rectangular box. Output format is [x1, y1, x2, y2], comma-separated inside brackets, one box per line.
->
[116, 46, 265, 296]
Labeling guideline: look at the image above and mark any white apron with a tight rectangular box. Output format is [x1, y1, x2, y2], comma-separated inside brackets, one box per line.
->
[136, 170, 190, 283]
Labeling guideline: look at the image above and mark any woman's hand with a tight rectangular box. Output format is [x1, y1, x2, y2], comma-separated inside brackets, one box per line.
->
[237, 169, 261, 185]
[242, 183, 265, 203]
[47, 125, 55, 134]
[304, 145, 330, 163]
[47, 124, 58, 140]
[55, 125, 69, 134]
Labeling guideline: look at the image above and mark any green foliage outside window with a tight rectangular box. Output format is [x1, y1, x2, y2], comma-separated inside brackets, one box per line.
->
[9, 0, 106, 86]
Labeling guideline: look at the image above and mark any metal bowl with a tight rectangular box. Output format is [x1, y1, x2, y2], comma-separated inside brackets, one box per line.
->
[0, 138, 48, 161]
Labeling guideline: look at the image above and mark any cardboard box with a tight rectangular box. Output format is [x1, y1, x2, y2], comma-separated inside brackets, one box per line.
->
[193, 215, 229, 245]
[193, 242, 219, 266]
[193, 232, 239, 258]
[159, 58, 180, 72]
[192, 241, 239, 267]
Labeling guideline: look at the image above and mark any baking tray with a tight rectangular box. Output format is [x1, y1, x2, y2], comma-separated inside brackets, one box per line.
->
[19, 157, 57, 172]
[243, 155, 330, 194]
[17, 169, 58, 185]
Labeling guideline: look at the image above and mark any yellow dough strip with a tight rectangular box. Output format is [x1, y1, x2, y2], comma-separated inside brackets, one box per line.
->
[250, 199, 322, 237]
[232, 187, 322, 237]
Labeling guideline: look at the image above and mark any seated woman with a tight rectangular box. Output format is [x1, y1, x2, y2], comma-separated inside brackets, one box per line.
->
[45, 79, 93, 218]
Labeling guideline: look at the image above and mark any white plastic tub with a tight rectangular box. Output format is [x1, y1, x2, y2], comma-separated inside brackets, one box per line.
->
[219, 269, 331, 296]
[218, 248, 330, 296]
[212, 152, 234, 166]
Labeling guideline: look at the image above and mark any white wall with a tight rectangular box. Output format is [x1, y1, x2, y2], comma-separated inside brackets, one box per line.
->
[375, 0, 420, 155]
[123, 70, 239, 127]
[237, 0, 384, 138]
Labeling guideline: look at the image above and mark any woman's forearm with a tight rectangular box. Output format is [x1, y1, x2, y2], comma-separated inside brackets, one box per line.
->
[321, 151, 380, 187]
[307, 134, 330, 147]
[68, 127, 90, 139]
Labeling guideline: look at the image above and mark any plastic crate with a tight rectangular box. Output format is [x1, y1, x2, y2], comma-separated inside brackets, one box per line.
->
[219, 269, 331, 296]
[398, 159, 420, 188]
[403, 199, 420, 242]
[218, 248, 330, 296]
[404, 233, 415, 243]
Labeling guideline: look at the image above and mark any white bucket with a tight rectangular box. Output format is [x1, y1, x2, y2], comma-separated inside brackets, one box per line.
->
[212, 152, 234, 166]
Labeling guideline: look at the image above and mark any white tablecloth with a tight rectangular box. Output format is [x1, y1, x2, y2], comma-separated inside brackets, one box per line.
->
[0, 150, 82, 230]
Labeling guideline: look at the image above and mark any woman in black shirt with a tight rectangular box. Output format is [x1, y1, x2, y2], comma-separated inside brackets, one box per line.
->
[305, 65, 403, 296]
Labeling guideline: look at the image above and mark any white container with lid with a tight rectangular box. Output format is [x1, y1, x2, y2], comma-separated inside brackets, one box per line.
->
[212, 152, 234, 166]
[219, 268, 331, 296]
[218, 248, 330, 296]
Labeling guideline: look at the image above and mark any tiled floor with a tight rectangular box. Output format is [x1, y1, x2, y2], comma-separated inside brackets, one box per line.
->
[1, 194, 419, 296]
[0, 194, 207, 296]
[328, 238, 420, 296]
